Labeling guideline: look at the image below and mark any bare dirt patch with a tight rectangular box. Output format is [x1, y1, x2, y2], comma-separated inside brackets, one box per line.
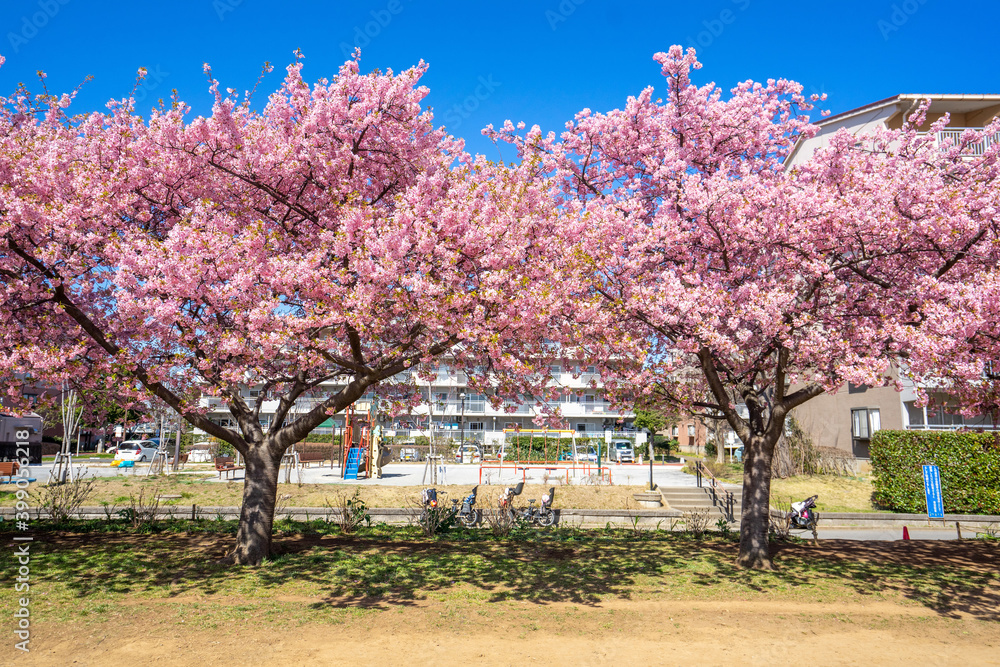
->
[14, 597, 999, 666]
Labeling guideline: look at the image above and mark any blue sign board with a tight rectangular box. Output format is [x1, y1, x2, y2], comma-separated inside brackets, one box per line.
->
[922, 464, 944, 520]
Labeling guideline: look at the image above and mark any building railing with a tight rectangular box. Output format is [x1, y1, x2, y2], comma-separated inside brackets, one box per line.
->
[905, 423, 1000, 431]
[933, 128, 1000, 157]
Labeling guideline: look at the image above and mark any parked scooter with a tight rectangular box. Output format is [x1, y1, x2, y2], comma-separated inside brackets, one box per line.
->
[789, 495, 819, 531]
[451, 485, 481, 527]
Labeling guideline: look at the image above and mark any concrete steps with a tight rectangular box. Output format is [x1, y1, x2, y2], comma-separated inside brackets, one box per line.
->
[660, 486, 742, 522]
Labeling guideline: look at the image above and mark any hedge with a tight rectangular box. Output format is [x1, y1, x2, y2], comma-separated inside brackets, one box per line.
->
[870, 430, 1000, 514]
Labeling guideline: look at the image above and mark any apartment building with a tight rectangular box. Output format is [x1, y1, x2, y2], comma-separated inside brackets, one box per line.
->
[788, 94, 1000, 458]
[197, 362, 637, 450]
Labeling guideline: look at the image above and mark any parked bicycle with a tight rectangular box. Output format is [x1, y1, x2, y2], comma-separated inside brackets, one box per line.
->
[520, 486, 556, 527]
[420, 487, 443, 524]
[497, 481, 524, 521]
[497, 482, 556, 527]
[451, 485, 481, 528]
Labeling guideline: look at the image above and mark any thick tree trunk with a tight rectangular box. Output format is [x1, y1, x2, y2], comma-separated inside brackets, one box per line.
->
[771, 430, 795, 479]
[227, 443, 282, 566]
[736, 432, 777, 570]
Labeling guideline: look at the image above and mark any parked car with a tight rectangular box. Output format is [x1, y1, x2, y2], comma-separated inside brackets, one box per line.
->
[114, 440, 160, 462]
[454, 444, 482, 463]
[560, 446, 598, 463]
[611, 439, 635, 463]
[398, 444, 421, 461]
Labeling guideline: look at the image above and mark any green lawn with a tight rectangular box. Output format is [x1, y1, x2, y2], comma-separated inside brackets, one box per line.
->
[770, 474, 881, 513]
[2, 521, 997, 627]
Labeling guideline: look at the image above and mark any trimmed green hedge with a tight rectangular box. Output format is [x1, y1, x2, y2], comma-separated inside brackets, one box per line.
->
[870, 430, 1000, 514]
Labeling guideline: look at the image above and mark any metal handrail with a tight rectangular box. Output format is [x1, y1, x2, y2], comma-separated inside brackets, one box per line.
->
[695, 460, 737, 522]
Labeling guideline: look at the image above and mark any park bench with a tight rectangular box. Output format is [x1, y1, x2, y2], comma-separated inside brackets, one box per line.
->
[297, 450, 329, 467]
[169, 453, 189, 469]
[215, 456, 244, 479]
[0, 461, 20, 482]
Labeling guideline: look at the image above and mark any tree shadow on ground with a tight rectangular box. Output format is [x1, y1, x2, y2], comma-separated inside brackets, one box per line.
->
[769, 539, 1000, 621]
[6, 528, 998, 621]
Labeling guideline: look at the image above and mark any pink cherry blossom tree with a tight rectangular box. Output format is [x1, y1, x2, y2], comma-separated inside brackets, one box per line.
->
[491, 47, 1000, 569]
[0, 54, 563, 565]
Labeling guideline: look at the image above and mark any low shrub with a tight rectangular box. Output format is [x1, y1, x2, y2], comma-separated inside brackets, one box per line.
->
[870, 430, 1000, 514]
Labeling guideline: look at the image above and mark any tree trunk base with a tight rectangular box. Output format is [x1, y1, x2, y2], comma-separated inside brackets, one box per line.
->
[224, 545, 268, 567]
[735, 550, 776, 571]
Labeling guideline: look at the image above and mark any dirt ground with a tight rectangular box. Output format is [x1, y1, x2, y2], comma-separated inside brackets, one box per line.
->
[13, 598, 999, 666]
[6, 535, 998, 666]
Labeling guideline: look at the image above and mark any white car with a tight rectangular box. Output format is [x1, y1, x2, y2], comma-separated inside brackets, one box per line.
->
[563, 446, 598, 463]
[454, 444, 482, 463]
[611, 440, 635, 463]
[114, 440, 161, 462]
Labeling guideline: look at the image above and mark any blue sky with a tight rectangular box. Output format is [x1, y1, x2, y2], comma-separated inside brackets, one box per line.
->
[3, 0, 999, 158]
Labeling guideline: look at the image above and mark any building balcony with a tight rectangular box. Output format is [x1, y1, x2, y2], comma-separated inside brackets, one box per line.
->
[931, 128, 1000, 157]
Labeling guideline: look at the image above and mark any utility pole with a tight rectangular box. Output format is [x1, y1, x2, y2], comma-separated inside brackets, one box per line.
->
[172, 415, 183, 472]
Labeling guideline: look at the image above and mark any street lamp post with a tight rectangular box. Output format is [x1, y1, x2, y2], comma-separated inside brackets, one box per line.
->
[460, 392, 466, 450]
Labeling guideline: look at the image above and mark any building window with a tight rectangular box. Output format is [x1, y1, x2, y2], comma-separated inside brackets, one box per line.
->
[672, 426, 678, 437]
[687, 424, 695, 437]
[468, 422, 484, 431]
[851, 408, 880, 440]
[848, 383, 868, 394]
[576, 423, 587, 432]
[904, 401, 924, 427]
